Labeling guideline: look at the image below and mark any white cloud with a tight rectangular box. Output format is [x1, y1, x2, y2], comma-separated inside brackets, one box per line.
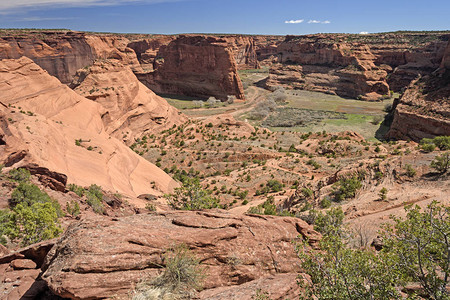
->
[284, 19, 304, 24]
[20, 16, 77, 21]
[0, 0, 178, 11]
[359, 31, 369, 34]
[308, 20, 330, 24]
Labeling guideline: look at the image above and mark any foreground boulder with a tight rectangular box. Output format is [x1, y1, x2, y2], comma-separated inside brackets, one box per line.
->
[41, 211, 319, 299]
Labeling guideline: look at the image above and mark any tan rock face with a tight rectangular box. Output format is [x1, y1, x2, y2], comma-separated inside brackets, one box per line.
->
[127, 35, 176, 71]
[0, 31, 141, 84]
[0, 57, 177, 196]
[71, 60, 186, 145]
[265, 33, 448, 100]
[41, 211, 319, 299]
[137, 35, 245, 101]
[221, 35, 260, 70]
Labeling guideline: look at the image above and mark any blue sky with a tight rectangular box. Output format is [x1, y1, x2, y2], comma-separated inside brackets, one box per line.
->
[0, 0, 449, 35]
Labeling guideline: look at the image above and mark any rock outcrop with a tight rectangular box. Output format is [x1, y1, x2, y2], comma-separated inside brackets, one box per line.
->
[0, 30, 141, 84]
[387, 40, 450, 141]
[265, 33, 449, 100]
[70, 60, 186, 145]
[0, 57, 177, 196]
[40, 210, 319, 299]
[221, 35, 260, 70]
[127, 35, 176, 71]
[137, 35, 245, 101]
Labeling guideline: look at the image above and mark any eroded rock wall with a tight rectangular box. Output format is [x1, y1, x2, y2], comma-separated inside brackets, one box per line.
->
[71, 60, 187, 145]
[137, 35, 245, 100]
[265, 33, 449, 100]
[387, 40, 450, 141]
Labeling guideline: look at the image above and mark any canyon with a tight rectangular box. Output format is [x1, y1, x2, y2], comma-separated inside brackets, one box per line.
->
[0, 28, 449, 299]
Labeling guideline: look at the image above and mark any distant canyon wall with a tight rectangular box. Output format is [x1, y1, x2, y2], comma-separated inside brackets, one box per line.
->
[264, 33, 449, 100]
[136, 35, 245, 101]
[0, 30, 448, 103]
[387, 39, 450, 141]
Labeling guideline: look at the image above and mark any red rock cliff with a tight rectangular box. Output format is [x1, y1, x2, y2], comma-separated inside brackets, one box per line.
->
[136, 35, 245, 100]
[265, 33, 448, 100]
[387, 39, 450, 141]
[0, 30, 141, 84]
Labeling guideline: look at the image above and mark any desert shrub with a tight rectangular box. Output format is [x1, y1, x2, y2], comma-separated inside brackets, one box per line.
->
[248, 98, 277, 120]
[422, 143, 436, 153]
[1, 183, 62, 246]
[8, 168, 31, 182]
[66, 200, 80, 217]
[306, 159, 321, 169]
[298, 202, 450, 300]
[433, 136, 450, 150]
[68, 183, 85, 197]
[10, 182, 51, 207]
[247, 197, 277, 215]
[378, 187, 388, 201]
[301, 187, 314, 199]
[404, 164, 417, 177]
[133, 244, 204, 299]
[430, 152, 450, 174]
[333, 176, 362, 202]
[266, 180, 283, 193]
[269, 88, 287, 103]
[86, 184, 104, 214]
[206, 97, 220, 108]
[421, 136, 450, 151]
[297, 206, 399, 300]
[145, 203, 156, 211]
[320, 197, 332, 208]
[165, 177, 219, 210]
[371, 115, 383, 125]
[382, 202, 450, 299]
[227, 95, 236, 104]
[4, 202, 62, 246]
[192, 100, 204, 108]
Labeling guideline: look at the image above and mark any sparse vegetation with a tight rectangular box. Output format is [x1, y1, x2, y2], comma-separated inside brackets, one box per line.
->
[133, 244, 204, 299]
[165, 177, 219, 210]
[430, 152, 450, 174]
[297, 202, 450, 300]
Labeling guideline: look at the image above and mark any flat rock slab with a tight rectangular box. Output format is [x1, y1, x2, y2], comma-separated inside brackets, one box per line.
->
[42, 210, 319, 299]
[10, 259, 37, 270]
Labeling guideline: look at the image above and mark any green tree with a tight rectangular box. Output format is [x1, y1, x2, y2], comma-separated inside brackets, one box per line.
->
[430, 152, 450, 174]
[378, 187, 388, 201]
[166, 177, 219, 210]
[297, 208, 400, 300]
[333, 176, 362, 202]
[382, 202, 450, 300]
[6, 202, 62, 246]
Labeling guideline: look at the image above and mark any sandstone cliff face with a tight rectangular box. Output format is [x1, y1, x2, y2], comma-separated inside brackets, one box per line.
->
[0, 57, 177, 196]
[137, 35, 245, 100]
[221, 35, 260, 70]
[0, 31, 141, 84]
[387, 40, 450, 141]
[70, 60, 186, 145]
[41, 211, 319, 299]
[127, 35, 176, 71]
[266, 33, 448, 100]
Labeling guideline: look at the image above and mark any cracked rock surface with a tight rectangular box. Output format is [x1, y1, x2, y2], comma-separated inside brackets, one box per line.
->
[41, 210, 319, 299]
